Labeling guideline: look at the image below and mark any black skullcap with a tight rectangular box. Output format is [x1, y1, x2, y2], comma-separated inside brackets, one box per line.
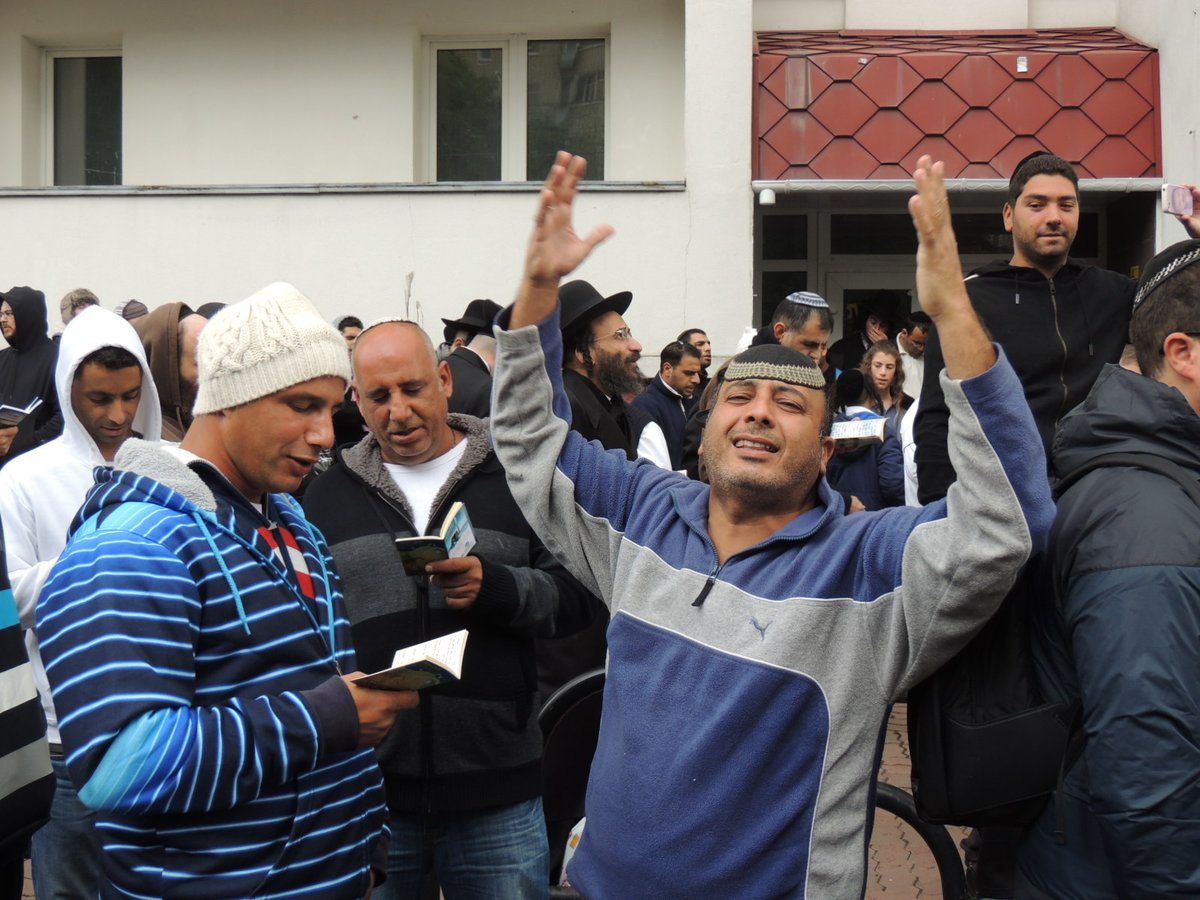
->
[725, 343, 826, 390]
[1133, 239, 1200, 312]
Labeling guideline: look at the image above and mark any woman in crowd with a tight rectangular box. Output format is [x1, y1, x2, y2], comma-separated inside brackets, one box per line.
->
[825, 369, 903, 511]
[860, 340, 907, 419]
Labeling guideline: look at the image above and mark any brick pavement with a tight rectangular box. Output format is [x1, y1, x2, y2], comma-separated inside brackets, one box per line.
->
[869, 703, 971, 899]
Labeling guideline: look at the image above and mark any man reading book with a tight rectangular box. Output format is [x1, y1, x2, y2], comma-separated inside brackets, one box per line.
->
[303, 318, 598, 898]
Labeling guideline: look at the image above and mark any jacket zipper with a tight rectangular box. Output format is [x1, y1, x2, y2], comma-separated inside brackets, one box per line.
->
[364, 452, 482, 815]
[1048, 278, 1071, 427]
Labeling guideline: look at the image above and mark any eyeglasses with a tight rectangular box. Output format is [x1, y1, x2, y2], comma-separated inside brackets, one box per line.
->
[596, 326, 634, 343]
[0, 310, 13, 320]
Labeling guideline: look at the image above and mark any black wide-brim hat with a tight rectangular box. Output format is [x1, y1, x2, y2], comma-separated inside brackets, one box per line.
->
[558, 280, 632, 337]
[441, 298, 503, 343]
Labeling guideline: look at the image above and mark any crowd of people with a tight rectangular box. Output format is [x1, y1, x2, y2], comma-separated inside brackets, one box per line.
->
[0, 148, 1198, 900]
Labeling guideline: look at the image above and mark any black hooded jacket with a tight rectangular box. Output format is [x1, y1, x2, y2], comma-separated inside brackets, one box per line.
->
[0, 287, 61, 466]
[915, 260, 1133, 503]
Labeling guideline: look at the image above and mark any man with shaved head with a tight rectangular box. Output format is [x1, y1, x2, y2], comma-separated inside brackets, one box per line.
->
[487, 153, 1055, 897]
[303, 319, 596, 897]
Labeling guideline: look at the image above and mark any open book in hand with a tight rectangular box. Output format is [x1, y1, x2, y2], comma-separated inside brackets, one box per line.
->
[393, 501, 477, 576]
[0, 397, 43, 428]
[350, 629, 469, 691]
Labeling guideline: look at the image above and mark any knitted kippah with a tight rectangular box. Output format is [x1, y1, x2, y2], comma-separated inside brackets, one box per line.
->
[724, 343, 826, 390]
[193, 281, 351, 414]
[1133, 239, 1200, 311]
[783, 290, 830, 309]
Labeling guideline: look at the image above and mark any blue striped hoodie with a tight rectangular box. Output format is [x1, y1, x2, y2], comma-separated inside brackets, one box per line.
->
[37, 439, 386, 899]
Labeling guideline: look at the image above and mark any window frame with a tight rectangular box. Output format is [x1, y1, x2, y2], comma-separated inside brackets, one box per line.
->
[423, 33, 609, 182]
[42, 47, 123, 187]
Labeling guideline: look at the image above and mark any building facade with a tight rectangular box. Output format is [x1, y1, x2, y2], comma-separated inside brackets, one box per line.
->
[0, 0, 1195, 359]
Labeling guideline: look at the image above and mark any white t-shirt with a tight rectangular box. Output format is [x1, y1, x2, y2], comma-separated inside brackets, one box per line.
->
[384, 438, 468, 533]
[899, 393, 922, 507]
[899, 344, 925, 402]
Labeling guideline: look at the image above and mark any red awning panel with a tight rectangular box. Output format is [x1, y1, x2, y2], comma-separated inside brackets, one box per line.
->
[754, 28, 1160, 180]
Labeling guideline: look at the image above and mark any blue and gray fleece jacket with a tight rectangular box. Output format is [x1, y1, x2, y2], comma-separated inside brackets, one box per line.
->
[491, 311, 1055, 899]
[37, 440, 386, 899]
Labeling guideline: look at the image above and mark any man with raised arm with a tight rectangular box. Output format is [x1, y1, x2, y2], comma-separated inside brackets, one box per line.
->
[489, 153, 1055, 897]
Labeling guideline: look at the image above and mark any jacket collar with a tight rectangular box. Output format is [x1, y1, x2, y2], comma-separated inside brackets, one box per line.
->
[670, 475, 843, 552]
[339, 413, 493, 524]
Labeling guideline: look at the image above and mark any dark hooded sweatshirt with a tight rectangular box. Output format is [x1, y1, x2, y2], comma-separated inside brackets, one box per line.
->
[132, 302, 197, 441]
[0, 287, 61, 466]
[915, 260, 1134, 502]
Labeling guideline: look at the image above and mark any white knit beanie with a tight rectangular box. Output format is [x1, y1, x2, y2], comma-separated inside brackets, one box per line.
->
[192, 282, 351, 415]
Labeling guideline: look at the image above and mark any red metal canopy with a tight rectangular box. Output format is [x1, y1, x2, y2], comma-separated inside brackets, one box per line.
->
[754, 28, 1160, 180]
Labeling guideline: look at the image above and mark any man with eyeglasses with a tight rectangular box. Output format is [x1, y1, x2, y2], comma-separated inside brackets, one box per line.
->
[558, 280, 647, 460]
[537, 279, 654, 711]
[0, 287, 62, 467]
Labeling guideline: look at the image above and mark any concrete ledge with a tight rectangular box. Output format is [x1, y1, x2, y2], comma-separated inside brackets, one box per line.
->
[0, 181, 687, 198]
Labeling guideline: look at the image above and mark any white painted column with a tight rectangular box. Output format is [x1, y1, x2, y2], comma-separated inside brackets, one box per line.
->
[683, 0, 755, 359]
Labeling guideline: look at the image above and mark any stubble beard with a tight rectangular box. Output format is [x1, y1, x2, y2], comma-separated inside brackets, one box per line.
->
[1016, 228, 1072, 271]
[700, 423, 825, 509]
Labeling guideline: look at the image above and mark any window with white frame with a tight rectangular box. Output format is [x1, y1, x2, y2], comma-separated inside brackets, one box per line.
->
[429, 36, 606, 182]
[46, 50, 122, 186]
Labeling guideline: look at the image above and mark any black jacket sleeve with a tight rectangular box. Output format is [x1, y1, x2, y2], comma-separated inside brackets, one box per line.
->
[472, 534, 602, 640]
[914, 323, 954, 503]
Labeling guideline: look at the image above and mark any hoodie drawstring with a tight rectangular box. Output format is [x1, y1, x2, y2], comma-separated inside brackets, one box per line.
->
[194, 511, 252, 635]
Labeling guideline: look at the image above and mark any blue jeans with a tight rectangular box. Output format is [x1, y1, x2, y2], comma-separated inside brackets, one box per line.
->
[375, 797, 549, 900]
[32, 755, 103, 899]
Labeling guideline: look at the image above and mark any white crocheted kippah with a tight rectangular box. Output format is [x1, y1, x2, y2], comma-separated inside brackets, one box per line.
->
[725, 343, 826, 390]
[193, 281, 351, 414]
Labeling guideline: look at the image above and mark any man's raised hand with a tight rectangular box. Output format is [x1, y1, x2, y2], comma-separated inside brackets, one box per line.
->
[908, 154, 995, 379]
[908, 155, 969, 323]
[512, 152, 614, 329]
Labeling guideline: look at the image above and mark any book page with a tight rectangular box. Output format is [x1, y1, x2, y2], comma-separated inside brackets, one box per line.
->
[389, 629, 468, 676]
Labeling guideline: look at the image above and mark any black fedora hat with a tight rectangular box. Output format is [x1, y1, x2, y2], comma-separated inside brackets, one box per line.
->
[558, 280, 632, 336]
[442, 298, 503, 344]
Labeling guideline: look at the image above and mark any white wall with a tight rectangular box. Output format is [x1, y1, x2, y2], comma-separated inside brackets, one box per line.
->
[1, 189, 698, 348]
[845, 0, 1027, 30]
[754, 0, 1125, 32]
[0, 0, 722, 361]
[1118, 0, 1200, 247]
[0, 0, 685, 186]
[3, 0, 1196, 369]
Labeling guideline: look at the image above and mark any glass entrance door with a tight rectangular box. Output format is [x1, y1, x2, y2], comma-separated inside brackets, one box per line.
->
[823, 271, 916, 345]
